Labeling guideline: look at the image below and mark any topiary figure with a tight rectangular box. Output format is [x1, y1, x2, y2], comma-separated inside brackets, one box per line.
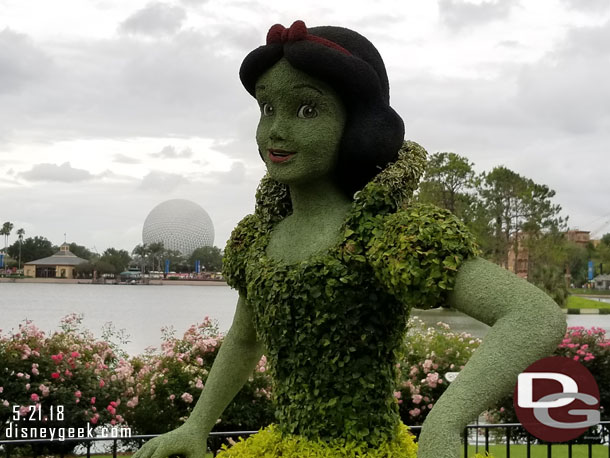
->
[133, 21, 566, 458]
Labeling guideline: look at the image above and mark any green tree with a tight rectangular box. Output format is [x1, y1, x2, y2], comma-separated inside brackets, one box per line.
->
[593, 239, 610, 277]
[188, 246, 223, 272]
[132, 244, 150, 273]
[100, 248, 132, 273]
[417, 152, 477, 219]
[477, 166, 565, 270]
[7, 236, 56, 264]
[16, 228, 25, 270]
[525, 230, 570, 306]
[163, 248, 188, 273]
[564, 240, 590, 287]
[95, 260, 116, 276]
[1, 221, 14, 253]
[148, 242, 165, 272]
[68, 242, 94, 260]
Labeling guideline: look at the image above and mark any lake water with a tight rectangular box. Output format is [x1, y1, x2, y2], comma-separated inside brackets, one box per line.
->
[1, 283, 609, 356]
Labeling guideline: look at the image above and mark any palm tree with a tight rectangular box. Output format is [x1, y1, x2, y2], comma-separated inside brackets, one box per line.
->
[132, 244, 150, 274]
[17, 228, 25, 271]
[147, 242, 165, 272]
[1, 221, 14, 253]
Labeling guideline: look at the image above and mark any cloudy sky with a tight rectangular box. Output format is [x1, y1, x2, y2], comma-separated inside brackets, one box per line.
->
[1, 0, 609, 255]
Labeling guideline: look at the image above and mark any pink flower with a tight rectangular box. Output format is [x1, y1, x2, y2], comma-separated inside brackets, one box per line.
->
[90, 397, 96, 404]
[107, 405, 116, 415]
[573, 355, 580, 361]
[169, 394, 176, 401]
[91, 413, 99, 425]
[195, 379, 204, 390]
[74, 390, 82, 398]
[30, 393, 39, 402]
[39, 384, 50, 396]
[51, 372, 60, 379]
[2, 400, 9, 407]
[409, 408, 421, 417]
[425, 372, 439, 388]
[25, 383, 30, 390]
[412, 394, 423, 405]
[181, 392, 193, 403]
[16, 372, 24, 378]
[0, 387, 3, 393]
[71, 351, 80, 358]
[99, 379, 105, 388]
[393, 391, 402, 399]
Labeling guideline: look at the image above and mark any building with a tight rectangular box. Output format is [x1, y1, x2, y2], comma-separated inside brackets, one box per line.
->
[23, 243, 88, 279]
[593, 274, 610, 290]
[566, 230, 591, 247]
[507, 233, 529, 279]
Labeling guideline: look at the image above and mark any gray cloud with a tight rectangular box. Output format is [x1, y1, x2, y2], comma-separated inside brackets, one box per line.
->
[118, 2, 187, 37]
[113, 153, 141, 164]
[20, 162, 93, 182]
[560, 0, 610, 12]
[151, 145, 193, 159]
[439, 0, 516, 31]
[139, 170, 188, 191]
[178, 0, 210, 5]
[0, 27, 250, 146]
[515, 21, 610, 134]
[0, 28, 52, 94]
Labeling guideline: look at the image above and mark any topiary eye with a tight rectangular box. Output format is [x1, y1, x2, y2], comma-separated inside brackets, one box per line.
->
[261, 103, 274, 116]
[297, 104, 318, 119]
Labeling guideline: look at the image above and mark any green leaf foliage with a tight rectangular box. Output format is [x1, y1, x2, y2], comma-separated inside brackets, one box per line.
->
[222, 142, 478, 447]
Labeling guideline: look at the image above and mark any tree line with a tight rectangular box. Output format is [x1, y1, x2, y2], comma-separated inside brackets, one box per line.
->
[416, 152, 610, 306]
[0, 226, 223, 277]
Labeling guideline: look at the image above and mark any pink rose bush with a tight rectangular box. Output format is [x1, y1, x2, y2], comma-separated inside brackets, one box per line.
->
[396, 318, 481, 426]
[0, 314, 130, 455]
[121, 316, 274, 449]
[485, 326, 610, 443]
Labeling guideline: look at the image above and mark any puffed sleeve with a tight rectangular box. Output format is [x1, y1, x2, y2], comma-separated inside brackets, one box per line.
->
[367, 204, 479, 309]
[222, 214, 259, 295]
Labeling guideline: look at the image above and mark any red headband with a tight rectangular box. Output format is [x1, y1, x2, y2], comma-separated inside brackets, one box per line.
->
[266, 20, 352, 56]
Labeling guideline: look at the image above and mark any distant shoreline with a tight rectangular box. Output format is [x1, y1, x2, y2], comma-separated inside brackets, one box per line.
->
[0, 277, 228, 287]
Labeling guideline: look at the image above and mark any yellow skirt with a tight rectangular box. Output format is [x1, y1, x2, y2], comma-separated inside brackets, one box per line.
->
[216, 423, 418, 458]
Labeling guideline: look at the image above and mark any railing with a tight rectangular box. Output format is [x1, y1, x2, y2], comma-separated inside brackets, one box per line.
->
[1, 422, 609, 458]
[460, 421, 610, 458]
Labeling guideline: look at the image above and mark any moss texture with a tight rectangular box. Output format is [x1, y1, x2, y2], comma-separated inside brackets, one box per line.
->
[133, 53, 566, 458]
[222, 141, 479, 448]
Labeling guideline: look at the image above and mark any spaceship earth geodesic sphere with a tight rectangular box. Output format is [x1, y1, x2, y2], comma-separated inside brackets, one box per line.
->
[142, 199, 214, 256]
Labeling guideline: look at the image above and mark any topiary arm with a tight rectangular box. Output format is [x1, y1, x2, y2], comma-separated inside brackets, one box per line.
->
[416, 257, 566, 458]
[133, 295, 264, 458]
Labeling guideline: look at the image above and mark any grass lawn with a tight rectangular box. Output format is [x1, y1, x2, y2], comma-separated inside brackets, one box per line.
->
[463, 444, 608, 458]
[566, 295, 610, 309]
[569, 288, 610, 296]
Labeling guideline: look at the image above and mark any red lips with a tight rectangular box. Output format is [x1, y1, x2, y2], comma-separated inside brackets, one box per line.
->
[268, 148, 296, 163]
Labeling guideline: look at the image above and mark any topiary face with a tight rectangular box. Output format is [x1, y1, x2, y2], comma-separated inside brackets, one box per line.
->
[255, 58, 346, 186]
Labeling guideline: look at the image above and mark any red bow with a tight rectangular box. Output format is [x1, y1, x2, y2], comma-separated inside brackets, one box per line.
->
[266, 20, 352, 56]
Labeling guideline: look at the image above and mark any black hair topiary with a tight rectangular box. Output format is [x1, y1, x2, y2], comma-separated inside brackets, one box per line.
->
[240, 21, 405, 197]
